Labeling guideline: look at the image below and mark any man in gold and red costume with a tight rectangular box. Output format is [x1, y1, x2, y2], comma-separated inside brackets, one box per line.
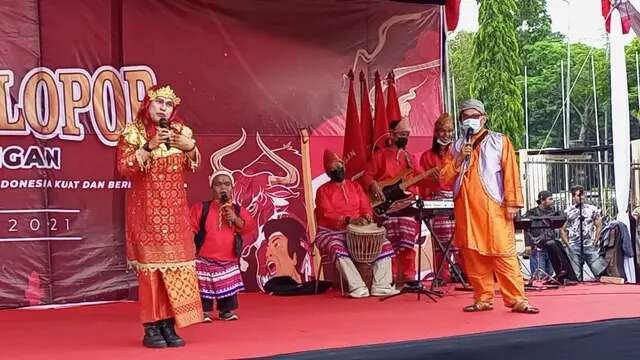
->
[117, 85, 203, 348]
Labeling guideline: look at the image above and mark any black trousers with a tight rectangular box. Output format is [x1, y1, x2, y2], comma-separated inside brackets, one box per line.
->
[201, 294, 238, 313]
[541, 240, 578, 281]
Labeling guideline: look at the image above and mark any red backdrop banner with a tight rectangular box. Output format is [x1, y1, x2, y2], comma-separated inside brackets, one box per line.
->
[0, 0, 442, 308]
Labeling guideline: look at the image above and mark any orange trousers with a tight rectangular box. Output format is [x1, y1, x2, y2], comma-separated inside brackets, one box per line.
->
[460, 248, 527, 307]
[138, 267, 203, 328]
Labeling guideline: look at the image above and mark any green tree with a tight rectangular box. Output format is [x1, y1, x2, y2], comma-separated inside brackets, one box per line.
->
[472, 0, 524, 147]
[449, 31, 475, 113]
[523, 40, 610, 149]
[514, 0, 553, 49]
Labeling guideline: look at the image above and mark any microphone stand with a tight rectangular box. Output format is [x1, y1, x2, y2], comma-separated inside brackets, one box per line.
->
[578, 195, 585, 282]
[381, 197, 441, 302]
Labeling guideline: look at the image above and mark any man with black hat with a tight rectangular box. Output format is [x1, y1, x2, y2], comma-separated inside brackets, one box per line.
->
[523, 191, 562, 280]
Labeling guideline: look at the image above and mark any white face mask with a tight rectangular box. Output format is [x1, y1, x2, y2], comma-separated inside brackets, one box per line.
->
[436, 138, 452, 146]
[462, 117, 482, 134]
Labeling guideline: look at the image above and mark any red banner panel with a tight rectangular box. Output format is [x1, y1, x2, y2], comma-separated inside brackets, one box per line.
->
[0, 0, 442, 307]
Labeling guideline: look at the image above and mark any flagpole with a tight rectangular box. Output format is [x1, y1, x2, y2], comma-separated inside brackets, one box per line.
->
[636, 52, 640, 115]
[592, 55, 601, 147]
[524, 65, 530, 149]
[561, 60, 567, 148]
[565, 0, 571, 148]
[561, 59, 569, 207]
[592, 53, 605, 215]
[452, 73, 458, 136]
[441, 6, 451, 114]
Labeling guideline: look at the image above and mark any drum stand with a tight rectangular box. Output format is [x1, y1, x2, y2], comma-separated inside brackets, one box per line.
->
[525, 247, 560, 290]
[577, 196, 586, 282]
[381, 198, 441, 303]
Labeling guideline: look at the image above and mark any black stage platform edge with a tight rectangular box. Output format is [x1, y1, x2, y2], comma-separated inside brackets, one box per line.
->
[263, 317, 640, 360]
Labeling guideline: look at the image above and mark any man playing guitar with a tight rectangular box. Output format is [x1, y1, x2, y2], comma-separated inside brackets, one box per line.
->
[362, 117, 421, 287]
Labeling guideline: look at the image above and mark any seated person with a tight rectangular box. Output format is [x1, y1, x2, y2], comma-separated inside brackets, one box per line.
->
[522, 190, 578, 284]
[523, 191, 558, 280]
[314, 150, 398, 298]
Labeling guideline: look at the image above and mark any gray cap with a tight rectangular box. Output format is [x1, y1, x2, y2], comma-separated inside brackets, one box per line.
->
[459, 99, 485, 115]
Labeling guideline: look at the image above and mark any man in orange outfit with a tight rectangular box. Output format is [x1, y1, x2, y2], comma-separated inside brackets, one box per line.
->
[362, 117, 421, 287]
[441, 99, 539, 314]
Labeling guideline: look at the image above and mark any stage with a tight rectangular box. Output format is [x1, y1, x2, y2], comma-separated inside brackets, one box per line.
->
[3, 283, 640, 359]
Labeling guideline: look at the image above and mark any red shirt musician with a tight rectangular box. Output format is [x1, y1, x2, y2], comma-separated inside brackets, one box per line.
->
[315, 150, 397, 298]
[361, 117, 421, 287]
[419, 113, 459, 284]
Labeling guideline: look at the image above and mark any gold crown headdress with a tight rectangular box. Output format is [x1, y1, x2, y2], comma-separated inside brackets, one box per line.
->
[146, 85, 181, 105]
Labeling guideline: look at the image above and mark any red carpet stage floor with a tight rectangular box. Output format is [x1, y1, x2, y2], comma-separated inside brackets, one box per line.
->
[3, 284, 640, 359]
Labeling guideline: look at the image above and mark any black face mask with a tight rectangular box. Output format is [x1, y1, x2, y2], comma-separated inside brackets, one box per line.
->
[395, 137, 408, 149]
[329, 167, 345, 182]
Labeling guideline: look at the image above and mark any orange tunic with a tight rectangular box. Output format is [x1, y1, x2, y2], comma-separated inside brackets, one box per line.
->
[441, 130, 523, 257]
[442, 130, 527, 307]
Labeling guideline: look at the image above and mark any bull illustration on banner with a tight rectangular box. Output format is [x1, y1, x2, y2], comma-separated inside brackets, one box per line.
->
[210, 129, 313, 290]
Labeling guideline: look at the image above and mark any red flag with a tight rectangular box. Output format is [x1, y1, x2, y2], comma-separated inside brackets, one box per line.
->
[602, 0, 632, 34]
[386, 71, 401, 123]
[372, 70, 389, 151]
[445, 0, 462, 31]
[342, 70, 367, 180]
[359, 70, 374, 158]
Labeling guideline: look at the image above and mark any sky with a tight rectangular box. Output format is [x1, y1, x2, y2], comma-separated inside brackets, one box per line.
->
[454, 0, 638, 47]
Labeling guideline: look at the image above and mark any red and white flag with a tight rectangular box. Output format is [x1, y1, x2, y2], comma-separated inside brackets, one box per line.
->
[602, 0, 632, 34]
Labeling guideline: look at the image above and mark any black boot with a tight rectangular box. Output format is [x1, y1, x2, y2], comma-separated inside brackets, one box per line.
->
[143, 322, 167, 348]
[159, 318, 185, 347]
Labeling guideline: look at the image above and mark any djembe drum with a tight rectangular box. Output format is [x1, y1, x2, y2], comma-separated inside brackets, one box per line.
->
[346, 223, 386, 264]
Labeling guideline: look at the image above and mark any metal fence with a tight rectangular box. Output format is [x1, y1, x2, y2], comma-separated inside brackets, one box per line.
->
[520, 149, 639, 220]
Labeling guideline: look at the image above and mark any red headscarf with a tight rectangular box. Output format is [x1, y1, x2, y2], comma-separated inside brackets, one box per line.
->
[323, 149, 342, 173]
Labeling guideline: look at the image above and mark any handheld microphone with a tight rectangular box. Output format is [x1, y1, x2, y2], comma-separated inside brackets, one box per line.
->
[158, 118, 171, 149]
[464, 127, 474, 162]
[220, 192, 233, 228]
